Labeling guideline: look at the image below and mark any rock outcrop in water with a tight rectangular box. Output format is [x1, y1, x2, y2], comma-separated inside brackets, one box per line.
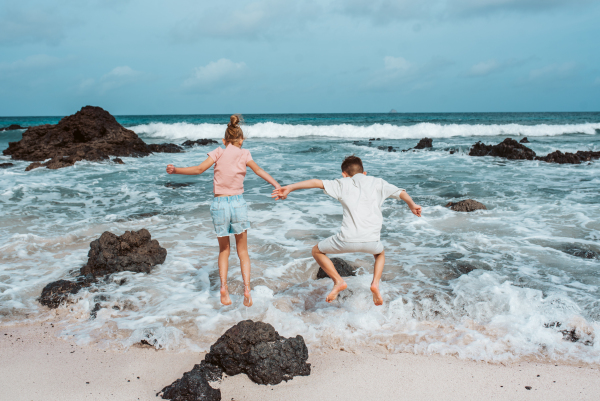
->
[469, 138, 536, 160]
[80, 229, 167, 277]
[535, 150, 600, 165]
[414, 137, 433, 149]
[445, 199, 487, 212]
[160, 320, 310, 401]
[0, 124, 27, 132]
[39, 229, 166, 309]
[316, 258, 356, 279]
[3, 106, 182, 170]
[148, 143, 184, 153]
[181, 139, 218, 147]
[520, 137, 530, 143]
[0, 162, 14, 168]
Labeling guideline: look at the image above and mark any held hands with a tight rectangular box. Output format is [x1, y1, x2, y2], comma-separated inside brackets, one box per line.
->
[271, 186, 292, 200]
[166, 164, 175, 174]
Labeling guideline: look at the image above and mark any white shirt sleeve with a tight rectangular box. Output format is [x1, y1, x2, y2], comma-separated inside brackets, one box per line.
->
[382, 180, 405, 200]
[322, 179, 343, 200]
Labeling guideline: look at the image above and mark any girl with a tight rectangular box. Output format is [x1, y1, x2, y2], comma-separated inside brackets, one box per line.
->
[166, 115, 280, 307]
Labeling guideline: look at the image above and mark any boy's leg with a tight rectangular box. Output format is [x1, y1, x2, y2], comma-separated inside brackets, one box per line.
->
[370, 251, 385, 306]
[234, 231, 252, 307]
[312, 245, 347, 303]
[217, 236, 232, 305]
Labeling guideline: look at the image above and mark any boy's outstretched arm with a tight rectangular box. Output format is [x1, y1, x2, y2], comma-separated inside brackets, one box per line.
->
[166, 157, 214, 175]
[271, 179, 324, 200]
[247, 161, 281, 189]
[399, 190, 422, 217]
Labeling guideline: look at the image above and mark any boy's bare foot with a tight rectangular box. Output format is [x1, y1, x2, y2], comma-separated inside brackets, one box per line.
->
[220, 286, 232, 306]
[326, 280, 347, 303]
[370, 284, 383, 306]
[243, 286, 253, 307]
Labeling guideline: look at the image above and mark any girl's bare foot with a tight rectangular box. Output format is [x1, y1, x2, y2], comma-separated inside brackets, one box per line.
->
[370, 284, 383, 306]
[326, 280, 347, 303]
[220, 285, 232, 306]
[243, 286, 253, 307]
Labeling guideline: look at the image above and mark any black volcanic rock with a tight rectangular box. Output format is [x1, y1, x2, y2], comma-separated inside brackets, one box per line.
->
[414, 137, 433, 149]
[161, 320, 310, 401]
[165, 182, 193, 188]
[148, 143, 184, 153]
[0, 162, 14, 168]
[205, 320, 311, 385]
[0, 124, 27, 131]
[317, 258, 356, 279]
[80, 229, 167, 277]
[377, 145, 397, 152]
[520, 137, 530, 143]
[3, 106, 182, 170]
[535, 150, 600, 164]
[181, 139, 218, 147]
[39, 276, 95, 308]
[469, 138, 536, 160]
[160, 361, 222, 401]
[445, 199, 487, 212]
[113, 158, 125, 164]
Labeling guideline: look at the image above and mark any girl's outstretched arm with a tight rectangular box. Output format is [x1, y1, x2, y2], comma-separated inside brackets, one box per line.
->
[271, 179, 324, 200]
[166, 157, 214, 175]
[247, 160, 280, 188]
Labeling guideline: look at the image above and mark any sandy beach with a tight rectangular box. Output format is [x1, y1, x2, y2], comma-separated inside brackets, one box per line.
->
[2, 322, 599, 401]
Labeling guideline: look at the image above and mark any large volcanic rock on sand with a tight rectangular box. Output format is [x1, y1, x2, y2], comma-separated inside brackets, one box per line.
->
[160, 320, 311, 401]
[469, 138, 536, 160]
[39, 229, 167, 308]
[3, 106, 181, 170]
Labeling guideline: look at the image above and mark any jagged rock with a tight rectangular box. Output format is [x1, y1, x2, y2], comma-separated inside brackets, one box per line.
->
[562, 246, 600, 260]
[181, 139, 218, 147]
[160, 361, 223, 401]
[148, 143, 184, 153]
[0, 162, 14, 168]
[445, 199, 487, 212]
[469, 138, 536, 160]
[165, 182, 192, 188]
[520, 137, 530, 143]
[3, 106, 180, 170]
[535, 150, 600, 164]
[113, 158, 124, 164]
[377, 145, 397, 152]
[0, 124, 26, 131]
[39, 276, 95, 308]
[414, 138, 433, 149]
[369, 138, 381, 141]
[205, 320, 311, 385]
[80, 229, 167, 277]
[316, 258, 356, 279]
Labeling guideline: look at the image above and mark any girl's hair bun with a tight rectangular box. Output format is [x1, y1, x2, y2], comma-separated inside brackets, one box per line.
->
[225, 114, 244, 143]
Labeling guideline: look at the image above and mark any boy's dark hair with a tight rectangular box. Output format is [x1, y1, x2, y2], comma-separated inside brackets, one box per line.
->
[341, 155, 364, 176]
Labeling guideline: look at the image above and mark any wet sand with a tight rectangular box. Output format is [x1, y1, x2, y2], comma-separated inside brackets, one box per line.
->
[2, 322, 599, 401]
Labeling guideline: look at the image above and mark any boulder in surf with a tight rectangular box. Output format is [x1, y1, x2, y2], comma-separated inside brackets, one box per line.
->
[445, 199, 487, 212]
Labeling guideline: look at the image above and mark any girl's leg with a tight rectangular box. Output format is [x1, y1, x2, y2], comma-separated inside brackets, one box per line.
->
[217, 236, 232, 305]
[370, 251, 385, 306]
[234, 231, 252, 307]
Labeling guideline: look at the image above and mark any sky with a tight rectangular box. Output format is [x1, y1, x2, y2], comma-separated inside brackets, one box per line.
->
[1, 0, 599, 115]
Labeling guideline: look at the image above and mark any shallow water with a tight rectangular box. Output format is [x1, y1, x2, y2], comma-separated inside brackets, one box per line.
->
[1, 113, 600, 362]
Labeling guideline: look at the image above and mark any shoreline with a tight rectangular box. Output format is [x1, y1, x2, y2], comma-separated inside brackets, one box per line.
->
[2, 322, 599, 401]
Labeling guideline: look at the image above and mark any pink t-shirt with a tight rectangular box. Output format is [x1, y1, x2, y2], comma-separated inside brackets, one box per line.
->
[207, 145, 253, 195]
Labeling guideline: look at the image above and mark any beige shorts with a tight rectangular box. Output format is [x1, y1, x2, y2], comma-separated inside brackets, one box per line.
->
[317, 235, 384, 255]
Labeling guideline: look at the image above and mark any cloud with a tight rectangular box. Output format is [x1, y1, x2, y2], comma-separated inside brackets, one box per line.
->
[170, 0, 320, 41]
[0, 6, 66, 46]
[364, 56, 452, 90]
[78, 66, 146, 94]
[0, 54, 66, 73]
[465, 58, 528, 77]
[183, 59, 247, 91]
[528, 62, 577, 81]
[338, 0, 596, 23]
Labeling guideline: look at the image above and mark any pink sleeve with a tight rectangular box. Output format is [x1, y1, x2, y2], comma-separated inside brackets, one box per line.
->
[207, 147, 223, 162]
[245, 150, 253, 163]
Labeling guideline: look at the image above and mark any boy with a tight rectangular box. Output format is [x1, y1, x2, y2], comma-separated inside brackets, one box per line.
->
[272, 155, 421, 305]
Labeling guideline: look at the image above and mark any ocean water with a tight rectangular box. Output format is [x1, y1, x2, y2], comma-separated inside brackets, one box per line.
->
[1, 112, 600, 363]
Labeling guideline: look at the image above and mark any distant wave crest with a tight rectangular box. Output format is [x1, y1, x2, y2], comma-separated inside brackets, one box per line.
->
[130, 121, 600, 140]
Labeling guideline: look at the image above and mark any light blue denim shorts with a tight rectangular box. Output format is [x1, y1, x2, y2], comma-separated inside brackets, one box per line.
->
[210, 195, 251, 237]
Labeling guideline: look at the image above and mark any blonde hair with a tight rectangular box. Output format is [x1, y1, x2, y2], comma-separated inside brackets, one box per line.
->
[225, 114, 244, 144]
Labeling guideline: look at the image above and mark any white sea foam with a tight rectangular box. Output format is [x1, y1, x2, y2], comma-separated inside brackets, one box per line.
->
[129, 121, 600, 141]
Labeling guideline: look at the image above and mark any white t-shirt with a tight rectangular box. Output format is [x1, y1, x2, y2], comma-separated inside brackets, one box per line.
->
[322, 174, 405, 242]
